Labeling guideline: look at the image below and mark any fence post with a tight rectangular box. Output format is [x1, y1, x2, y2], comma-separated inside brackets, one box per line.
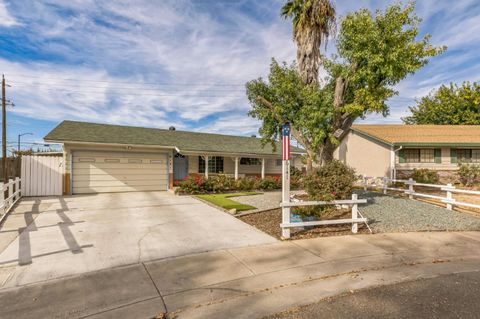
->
[8, 179, 13, 208]
[446, 183, 453, 210]
[351, 193, 358, 234]
[363, 175, 367, 191]
[14, 177, 20, 201]
[0, 182, 4, 214]
[407, 178, 414, 199]
[382, 177, 388, 195]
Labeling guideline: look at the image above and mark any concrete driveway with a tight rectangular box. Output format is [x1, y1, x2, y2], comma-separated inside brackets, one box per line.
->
[0, 192, 276, 289]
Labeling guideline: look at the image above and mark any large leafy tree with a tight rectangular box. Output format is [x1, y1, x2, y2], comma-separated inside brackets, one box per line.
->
[281, 0, 336, 86]
[247, 2, 445, 168]
[403, 82, 480, 125]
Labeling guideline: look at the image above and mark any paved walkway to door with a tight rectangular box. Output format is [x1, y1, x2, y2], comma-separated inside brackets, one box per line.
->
[0, 192, 276, 289]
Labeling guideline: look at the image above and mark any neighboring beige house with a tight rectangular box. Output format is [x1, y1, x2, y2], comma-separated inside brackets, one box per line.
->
[334, 124, 480, 180]
[44, 120, 305, 195]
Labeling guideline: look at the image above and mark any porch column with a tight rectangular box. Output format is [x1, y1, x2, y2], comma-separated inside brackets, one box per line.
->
[204, 155, 209, 179]
[234, 157, 239, 180]
[261, 158, 265, 179]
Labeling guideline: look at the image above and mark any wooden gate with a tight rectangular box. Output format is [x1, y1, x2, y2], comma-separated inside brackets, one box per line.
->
[21, 155, 63, 196]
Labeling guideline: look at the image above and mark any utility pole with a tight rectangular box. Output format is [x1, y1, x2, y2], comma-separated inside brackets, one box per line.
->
[2, 75, 6, 183]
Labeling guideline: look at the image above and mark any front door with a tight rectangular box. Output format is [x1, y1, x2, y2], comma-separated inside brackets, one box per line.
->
[173, 154, 188, 181]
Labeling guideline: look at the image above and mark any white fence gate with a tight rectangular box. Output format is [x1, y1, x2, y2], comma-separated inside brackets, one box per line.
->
[21, 155, 63, 196]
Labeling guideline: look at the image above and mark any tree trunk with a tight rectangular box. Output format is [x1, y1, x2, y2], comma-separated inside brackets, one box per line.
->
[320, 140, 336, 164]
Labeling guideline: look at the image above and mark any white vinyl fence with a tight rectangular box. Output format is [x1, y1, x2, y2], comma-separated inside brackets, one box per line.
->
[280, 194, 368, 239]
[0, 177, 22, 218]
[362, 176, 480, 211]
[21, 155, 63, 196]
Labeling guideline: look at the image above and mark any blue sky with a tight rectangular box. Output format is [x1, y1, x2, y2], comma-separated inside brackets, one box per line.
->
[1, 0, 479, 152]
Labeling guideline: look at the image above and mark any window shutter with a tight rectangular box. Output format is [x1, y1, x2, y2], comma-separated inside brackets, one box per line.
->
[450, 149, 457, 164]
[398, 149, 406, 163]
[434, 149, 441, 164]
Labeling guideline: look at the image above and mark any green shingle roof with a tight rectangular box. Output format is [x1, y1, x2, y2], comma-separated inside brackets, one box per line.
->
[44, 120, 305, 156]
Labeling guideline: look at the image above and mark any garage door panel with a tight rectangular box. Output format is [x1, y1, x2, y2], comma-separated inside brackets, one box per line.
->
[73, 168, 167, 175]
[73, 162, 167, 169]
[73, 185, 166, 193]
[72, 151, 168, 194]
[74, 152, 164, 159]
[73, 179, 167, 187]
[73, 174, 167, 182]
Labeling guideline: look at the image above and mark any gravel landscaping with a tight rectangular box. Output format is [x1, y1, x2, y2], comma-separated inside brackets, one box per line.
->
[238, 208, 369, 240]
[356, 190, 480, 233]
[234, 190, 480, 239]
[230, 190, 305, 213]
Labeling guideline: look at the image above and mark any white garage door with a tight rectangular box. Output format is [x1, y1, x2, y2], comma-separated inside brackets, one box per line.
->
[72, 151, 168, 194]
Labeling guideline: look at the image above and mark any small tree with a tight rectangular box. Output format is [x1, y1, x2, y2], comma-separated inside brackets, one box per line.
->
[403, 82, 480, 125]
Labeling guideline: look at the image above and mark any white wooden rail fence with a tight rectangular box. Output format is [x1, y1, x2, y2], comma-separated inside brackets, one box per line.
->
[0, 177, 22, 219]
[280, 194, 368, 239]
[362, 175, 480, 211]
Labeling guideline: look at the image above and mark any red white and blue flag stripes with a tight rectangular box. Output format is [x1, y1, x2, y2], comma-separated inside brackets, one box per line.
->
[282, 123, 291, 161]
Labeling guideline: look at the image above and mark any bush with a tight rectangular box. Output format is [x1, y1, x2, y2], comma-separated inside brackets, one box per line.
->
[176, 175, 208, 194]
[235, 177, 257, 191]
[255, 176, 281, 190]
[458, 163, 480, 186]
[209, 174, 234, 193]
[290, 166, 304, 189]
[411, 168, 439, 184]
[303, 160, 356, 201]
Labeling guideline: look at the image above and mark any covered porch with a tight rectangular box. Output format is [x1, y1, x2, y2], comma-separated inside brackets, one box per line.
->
[173, 152, 300, 181]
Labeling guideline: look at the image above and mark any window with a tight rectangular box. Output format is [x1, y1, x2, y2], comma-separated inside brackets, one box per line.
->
[457, 149, 480, 163]
[404, 149, 420, 163]
[79, 158, 95, 163]
[199, 156, 224, 173]
[402, 149, 436, 163]
[240, 158, 261, 165]
[276, 159, 282, 166]
[420, 149, 435, 163]
[104, 158, 120, 163]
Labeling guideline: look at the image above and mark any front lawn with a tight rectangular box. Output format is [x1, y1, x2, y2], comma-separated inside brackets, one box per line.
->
[196, 192, 260, 211]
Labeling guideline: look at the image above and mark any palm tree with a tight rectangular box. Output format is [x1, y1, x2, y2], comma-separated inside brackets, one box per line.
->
[281, 0, 336, 85]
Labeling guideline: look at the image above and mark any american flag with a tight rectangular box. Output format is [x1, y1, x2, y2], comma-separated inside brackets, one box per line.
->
[282, 123, 291, 161]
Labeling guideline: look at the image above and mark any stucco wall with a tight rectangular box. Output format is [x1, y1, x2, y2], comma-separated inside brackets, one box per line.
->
[334, 130, 392, 177]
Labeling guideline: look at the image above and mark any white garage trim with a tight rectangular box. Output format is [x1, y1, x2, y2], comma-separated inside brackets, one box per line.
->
[72, 150, 169, 194]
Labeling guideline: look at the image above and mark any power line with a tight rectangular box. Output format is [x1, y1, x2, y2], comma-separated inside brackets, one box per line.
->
[7, 74, 246, 87]
[8, 87, 246, 97]
[9, 81, 246, 92]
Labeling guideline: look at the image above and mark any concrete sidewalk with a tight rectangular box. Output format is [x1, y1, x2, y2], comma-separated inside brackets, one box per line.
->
[1, 231, 480, 319]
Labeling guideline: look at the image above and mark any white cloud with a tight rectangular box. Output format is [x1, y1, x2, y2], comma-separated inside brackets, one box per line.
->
[0, 0, 19, 27]
[2, 0, 480, 133]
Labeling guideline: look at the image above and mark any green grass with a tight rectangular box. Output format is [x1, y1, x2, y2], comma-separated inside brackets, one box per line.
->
[196, 192, 260, 211]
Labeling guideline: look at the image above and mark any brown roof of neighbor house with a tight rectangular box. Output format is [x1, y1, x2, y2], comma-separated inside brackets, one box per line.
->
[351, 124, 480, 146]
[44, 120, 306, 156]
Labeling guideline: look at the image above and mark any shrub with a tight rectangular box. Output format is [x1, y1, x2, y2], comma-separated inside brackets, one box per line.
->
[255, 176, 281, 190]
[411, 168, 439, 184]
[290, 166, 304, 189]
[458, 163, 480, 186]
[176, 175, 207, 194]
[235, 177, 257, 191]
[303, 160, 356, 201]
[209, 174, 234, 193]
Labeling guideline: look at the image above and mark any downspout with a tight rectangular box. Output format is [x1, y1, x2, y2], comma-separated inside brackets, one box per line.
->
[391, 145, 403, 180]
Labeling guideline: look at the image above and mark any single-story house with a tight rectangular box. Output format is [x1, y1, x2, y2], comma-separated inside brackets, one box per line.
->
[334, 124, 480, 181]
[44, 120, 305, 195]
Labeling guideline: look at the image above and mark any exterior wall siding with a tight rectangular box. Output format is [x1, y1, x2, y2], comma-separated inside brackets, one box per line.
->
[334, 130, 392, 177]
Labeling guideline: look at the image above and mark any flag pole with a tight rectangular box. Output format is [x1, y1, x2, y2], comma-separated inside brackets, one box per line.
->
[281, 122, 291, 239]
